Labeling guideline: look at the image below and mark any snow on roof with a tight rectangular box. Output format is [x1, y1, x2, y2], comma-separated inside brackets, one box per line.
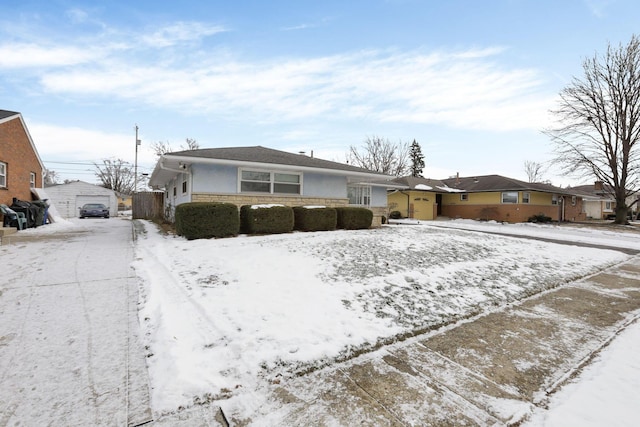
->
[414, 184, 433, 190]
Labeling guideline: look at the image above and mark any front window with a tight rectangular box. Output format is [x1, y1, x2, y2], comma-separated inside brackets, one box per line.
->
[348, 185, 371, 206]
[605, 201, 613, 211]
[30, 172, 36, 188]
[552, 194, 559, 205]
[0, 162, 6, 188]
[240, 169, 301, 194]
[501, 191, 518, 204]
[182, 174, 188, 194]
[460, 193, 468, 201]
[522, 192, 530, 204]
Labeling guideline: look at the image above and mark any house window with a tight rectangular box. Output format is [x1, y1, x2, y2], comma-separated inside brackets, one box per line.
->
[30, 172, 36, 188]
[182, 175, 188, 194]
[522, 192, 530, 204]
[173, 186, 177, 197]
[605, 201, 613, 211]
[348, 185, 371, 206]
[501, 191, 518, 204]
[460, 193, 468, 201]
[571, 196, 577, 206]
[552, 194, 559, 205]
[0, 161, 6, 188]
[240, 169, 301, 194]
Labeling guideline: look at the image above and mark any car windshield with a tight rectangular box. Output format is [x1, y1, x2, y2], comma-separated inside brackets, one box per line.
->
[82, 204, 106, 209]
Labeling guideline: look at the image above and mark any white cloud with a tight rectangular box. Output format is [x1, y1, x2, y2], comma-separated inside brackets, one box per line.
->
[30, 122, 156, 166]
[38, 47, 552, 132]
[141, 21, 227, 48]
[0, 43, 100, 68]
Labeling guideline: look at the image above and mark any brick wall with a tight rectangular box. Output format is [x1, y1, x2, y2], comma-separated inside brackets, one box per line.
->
[442, 202, 586, 223]
[0, 116, 42, 207]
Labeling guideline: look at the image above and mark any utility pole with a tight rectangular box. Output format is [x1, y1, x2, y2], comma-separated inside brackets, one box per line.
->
[134, 125, 141, 193]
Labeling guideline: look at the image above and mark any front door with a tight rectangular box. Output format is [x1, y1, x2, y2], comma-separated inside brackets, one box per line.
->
[436, 194, 442, 216]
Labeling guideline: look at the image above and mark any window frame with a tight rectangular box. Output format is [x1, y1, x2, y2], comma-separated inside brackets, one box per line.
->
[347, 185, 372, 206]
[501, 191, 518, 204]
[0, 161, 6, 188]
[460, 193, 468, 201]
[238, 168, 302, 195]
[522, 192, 530, 204]
[552, 194, 559, 205]
[181, 174, 188, 195]
[30, 172, 36, 188]
[604, 201, 613, 211]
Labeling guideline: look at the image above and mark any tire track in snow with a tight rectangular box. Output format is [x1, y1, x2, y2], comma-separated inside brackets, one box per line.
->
[135, 235, 256, 393]
[73, 233, 100, 425]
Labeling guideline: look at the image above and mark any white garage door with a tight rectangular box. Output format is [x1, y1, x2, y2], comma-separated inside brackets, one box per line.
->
[75, 196, 111, 217]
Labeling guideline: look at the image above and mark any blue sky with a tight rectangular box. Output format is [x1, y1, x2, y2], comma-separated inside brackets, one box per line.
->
[1, 0, 639, 185]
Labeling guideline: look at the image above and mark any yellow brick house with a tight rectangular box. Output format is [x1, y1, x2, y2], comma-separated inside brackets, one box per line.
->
[388, 174, 586, 223]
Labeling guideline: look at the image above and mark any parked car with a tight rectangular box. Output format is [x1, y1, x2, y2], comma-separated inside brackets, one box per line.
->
[79, 203, 110, 219]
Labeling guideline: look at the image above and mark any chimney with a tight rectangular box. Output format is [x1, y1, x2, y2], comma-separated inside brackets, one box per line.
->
[456, 172, 460, 185]
[594, 181, 604, 191]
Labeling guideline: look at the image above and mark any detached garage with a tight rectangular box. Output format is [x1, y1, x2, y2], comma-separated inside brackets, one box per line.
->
[45, 181, 118, 218]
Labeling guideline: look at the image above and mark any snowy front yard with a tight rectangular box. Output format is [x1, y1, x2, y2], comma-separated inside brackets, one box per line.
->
[132, 221, 630, 413]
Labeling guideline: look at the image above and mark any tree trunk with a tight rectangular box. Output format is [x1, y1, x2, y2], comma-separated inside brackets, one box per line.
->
[614, 196, 629, 224]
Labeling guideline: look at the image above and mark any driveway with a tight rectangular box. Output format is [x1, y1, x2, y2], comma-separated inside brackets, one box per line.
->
[0, 218, 151, 426]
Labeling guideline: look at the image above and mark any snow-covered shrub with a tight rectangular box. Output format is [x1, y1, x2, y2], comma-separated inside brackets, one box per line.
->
[293, 206, 337, 231]
[175, 202, 239, 240]
[335, 207, 373, 229]
[240, 205, 294, 234]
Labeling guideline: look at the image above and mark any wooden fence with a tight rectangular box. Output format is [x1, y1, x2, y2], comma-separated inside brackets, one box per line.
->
[132, 192, 164, 220]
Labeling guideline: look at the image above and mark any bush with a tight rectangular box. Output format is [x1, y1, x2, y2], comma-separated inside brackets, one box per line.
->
[240, 205, 294, 234]
[175, 202, 239, 240]
[528, 213, 553, 223]
[335, 207, 373, 229]
[389, 210, 402, 219]
[293, 206, 337, 231]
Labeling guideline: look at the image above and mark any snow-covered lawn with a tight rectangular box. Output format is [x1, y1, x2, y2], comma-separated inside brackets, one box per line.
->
[132, 221, 633, 413]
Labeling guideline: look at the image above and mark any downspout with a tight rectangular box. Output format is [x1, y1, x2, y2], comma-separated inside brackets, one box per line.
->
[400, 191, 411, 218]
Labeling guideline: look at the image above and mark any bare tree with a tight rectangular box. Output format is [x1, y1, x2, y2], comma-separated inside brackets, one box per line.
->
[181, 138, 200, 151]
[524, 161, 545, 183]
[348, 136, 410, 176]
[150, 141, 173, 157]
[44, 169, 60, 186]
[94, 159, 136, 194]
[546, 35, 640, 224]
[151, 138, 200, 158]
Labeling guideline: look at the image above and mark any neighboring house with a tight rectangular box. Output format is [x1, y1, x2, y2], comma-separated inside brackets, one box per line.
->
[148, 146, 396, 226]
[45, 181, 118, 218]
[570, 181, 637, 219]
[389, 174, 586, 223]
[0, 109, 45, 207]
[387, 176, 464, 220]
[115, 191, 132, 211]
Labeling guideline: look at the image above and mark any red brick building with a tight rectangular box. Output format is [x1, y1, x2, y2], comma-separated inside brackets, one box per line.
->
[0, 110, 45, 207]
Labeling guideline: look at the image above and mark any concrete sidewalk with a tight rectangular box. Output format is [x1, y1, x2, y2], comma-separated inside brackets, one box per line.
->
[0, 219, 152, 426]
[230, 257, 640, 426]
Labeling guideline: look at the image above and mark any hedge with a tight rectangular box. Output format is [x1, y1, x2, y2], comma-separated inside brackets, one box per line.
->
[293, 206, 337, 231]
[175, 202, 239, 240]
[335, 207, 373, 229]
[240, 205, 294, 234]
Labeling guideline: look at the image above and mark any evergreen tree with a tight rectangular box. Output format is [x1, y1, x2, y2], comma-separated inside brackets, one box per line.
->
[409, 139, 425, 177]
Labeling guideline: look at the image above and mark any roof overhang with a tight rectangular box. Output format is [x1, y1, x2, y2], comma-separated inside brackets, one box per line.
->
[149, 154, 395, 188]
